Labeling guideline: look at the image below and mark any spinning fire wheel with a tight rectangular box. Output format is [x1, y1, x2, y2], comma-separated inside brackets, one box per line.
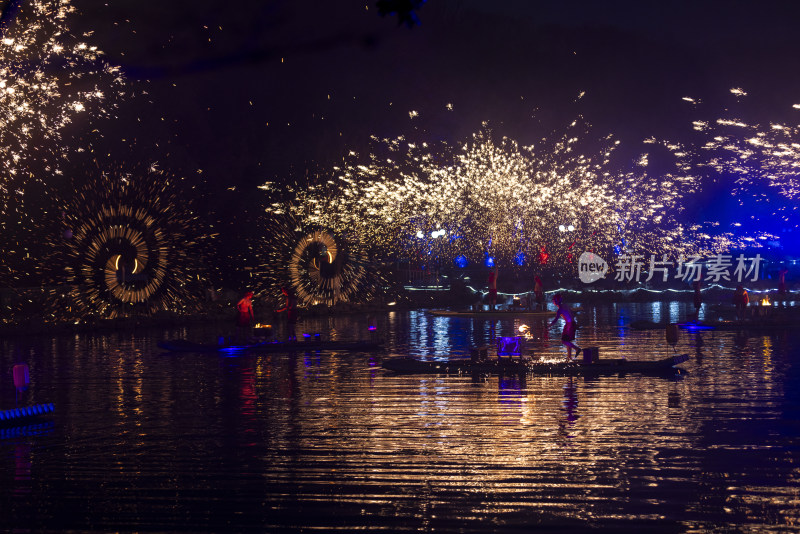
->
[71, 206, 168, 311]
[60, 171, 205, 318]
[288, 230, 367, 306]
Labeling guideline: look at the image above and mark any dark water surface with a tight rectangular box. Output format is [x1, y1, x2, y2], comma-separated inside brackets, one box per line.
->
[1, 302, 799, 533]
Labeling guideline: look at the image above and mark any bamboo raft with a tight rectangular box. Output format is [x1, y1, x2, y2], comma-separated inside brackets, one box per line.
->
[158, 338, 384, 353]
[382, 353, 689, 376]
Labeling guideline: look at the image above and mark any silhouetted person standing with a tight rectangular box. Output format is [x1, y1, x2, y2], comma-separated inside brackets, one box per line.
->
[276, 287, 298, 341]
[487, 267, 498, 310]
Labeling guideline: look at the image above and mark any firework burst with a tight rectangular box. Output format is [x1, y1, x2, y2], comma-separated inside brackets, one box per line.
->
[47, 165, 211, 320]
[686, 90, 800, 228]
[0, 0, 126, 285]
[0, 0, 124, 201]
[269, 118, 753, 273]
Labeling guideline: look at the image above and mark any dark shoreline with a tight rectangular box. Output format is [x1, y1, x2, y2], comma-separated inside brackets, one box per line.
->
[0, 286, 795, 338]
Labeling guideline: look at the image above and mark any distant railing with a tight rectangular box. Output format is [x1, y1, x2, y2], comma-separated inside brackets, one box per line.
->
[398, 268, 446, 288]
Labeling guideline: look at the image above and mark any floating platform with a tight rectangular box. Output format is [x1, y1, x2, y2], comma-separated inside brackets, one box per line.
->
[158, 338, 384, 354]
[628, 319, 795, 332]
[382, 353, 689, 376]
[0, 422, 54, 440]
[0, 403, 55, 428]
[428, 309, 554, 318]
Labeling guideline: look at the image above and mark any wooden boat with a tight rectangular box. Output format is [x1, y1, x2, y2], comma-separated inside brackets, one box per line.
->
[158, 338, 384, 354]
[428, 309, 554, 318]
[382, 353, 689, 376]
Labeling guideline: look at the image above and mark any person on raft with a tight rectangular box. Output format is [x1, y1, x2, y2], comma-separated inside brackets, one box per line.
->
[550, 293, 580, 361]
[235, 290, 255, 341]
[275, 286, 298, 341]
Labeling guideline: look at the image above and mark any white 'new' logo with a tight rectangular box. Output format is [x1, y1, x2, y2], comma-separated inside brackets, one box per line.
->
[578, 252, 608, 283]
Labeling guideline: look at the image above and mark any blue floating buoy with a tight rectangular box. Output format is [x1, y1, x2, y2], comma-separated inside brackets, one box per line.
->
[0, 403, 56, 430]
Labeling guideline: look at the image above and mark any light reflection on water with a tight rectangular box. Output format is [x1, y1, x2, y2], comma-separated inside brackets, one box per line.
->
[0, 301, 798, 532]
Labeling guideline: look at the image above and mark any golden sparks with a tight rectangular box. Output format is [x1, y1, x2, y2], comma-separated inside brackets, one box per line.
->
[685, 96, 800, 212]
[263, 120, 753, 272]
[47, 165, 212, 320]
[0, 0, 127, 286]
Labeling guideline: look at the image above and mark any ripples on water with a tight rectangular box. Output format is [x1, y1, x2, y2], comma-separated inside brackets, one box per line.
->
[1, 302, 799, 532]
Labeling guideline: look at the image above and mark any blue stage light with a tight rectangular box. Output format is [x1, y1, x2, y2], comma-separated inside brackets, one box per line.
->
[454, 255, 468, 268]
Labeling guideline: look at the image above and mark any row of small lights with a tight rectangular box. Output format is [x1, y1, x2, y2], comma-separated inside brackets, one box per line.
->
[418, 226, 574, 237]
[416, 229, 447, 239]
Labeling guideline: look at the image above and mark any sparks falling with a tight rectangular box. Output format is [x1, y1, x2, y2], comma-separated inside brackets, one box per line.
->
[266, 119, 753, 271]
[698, 117, 800, 200]
[0, 0, 126, 284]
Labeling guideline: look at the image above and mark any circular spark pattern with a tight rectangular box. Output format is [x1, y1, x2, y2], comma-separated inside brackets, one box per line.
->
[74, 206, 169, 308]
[251, 209, 385, 308]
[288, 230, 367, 306]
[52, 167, 210, 319]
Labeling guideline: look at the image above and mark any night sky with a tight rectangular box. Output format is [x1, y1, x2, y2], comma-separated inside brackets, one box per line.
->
[69, 0, 800, 182]
[5, 0, 800, 285]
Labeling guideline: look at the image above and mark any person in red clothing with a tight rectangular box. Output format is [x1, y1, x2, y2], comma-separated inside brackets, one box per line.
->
[732, 284, 749, 320]
[235, 291, 255, 342]
[778, 266, 789, 296]
[276, 287, 298, 341]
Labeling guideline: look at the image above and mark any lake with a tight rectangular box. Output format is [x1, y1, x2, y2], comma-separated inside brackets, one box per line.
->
[1, 301, 799, 532]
